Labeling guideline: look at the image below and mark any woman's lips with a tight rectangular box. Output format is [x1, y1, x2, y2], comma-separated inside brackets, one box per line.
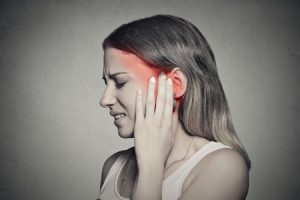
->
[114, 114, 126, 126]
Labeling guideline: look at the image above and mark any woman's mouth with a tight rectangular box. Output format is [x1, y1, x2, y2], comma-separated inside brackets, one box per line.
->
[114, 113, 126, 126]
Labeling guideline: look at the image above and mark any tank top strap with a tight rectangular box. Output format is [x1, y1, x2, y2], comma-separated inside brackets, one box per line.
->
[162, 141, 231, 199]
[177, 142, 231, 184]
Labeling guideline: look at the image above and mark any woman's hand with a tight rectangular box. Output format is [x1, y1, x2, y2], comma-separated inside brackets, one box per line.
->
[132, 72, 173, 199]
[134, 72, 174, 170]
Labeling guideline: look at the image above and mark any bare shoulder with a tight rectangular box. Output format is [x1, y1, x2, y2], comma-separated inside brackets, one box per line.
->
[100, 147, 134, 188]
[181, 148, 249, 200]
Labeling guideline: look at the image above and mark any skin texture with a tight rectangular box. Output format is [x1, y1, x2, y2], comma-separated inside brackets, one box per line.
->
[101, 48, 161, 138]
[100, 48, 249, 200]
[101, 48, 183, 138]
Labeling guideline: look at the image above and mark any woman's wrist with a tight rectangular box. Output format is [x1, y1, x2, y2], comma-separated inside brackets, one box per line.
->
[133, 166, 164, 200]
[136, 155, 165, 172]
[138, 164, 164, 177]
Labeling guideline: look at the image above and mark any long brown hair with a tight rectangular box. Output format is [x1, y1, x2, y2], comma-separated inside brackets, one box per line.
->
[103, 15, 251, 168]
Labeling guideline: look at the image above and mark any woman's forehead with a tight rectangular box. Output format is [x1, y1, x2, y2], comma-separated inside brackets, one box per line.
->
[105, 48, 144, 66]
[103, 48, 160, 77]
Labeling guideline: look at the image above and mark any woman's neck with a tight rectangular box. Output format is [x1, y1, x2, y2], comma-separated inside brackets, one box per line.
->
[165, 111, 209, 170]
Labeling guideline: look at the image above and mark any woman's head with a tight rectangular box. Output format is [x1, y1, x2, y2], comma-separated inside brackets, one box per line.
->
[100, 48, 162, 138]
[101, 14, 250, 168]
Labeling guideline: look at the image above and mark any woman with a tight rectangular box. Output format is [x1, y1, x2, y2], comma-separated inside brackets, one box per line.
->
[98, 15, 250, 200]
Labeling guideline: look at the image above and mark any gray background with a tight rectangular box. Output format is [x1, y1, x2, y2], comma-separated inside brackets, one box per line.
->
[0, 0, 299, 199]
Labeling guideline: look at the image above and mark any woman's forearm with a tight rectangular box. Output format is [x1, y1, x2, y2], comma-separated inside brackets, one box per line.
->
[132, 165, 164, 200]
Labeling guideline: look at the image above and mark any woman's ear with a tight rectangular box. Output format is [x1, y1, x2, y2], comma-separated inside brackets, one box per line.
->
[166, 67, 187, 99]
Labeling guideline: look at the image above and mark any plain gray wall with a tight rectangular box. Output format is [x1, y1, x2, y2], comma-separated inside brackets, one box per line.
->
[0, 0, 299, 199]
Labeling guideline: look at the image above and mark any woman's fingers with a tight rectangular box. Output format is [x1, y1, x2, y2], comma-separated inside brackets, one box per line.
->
[154, 73, 167, 122]
[145, 77, 156, 119]
[137, 72, 173, 127]
[163, 78, 173, 125]
[135, 89, 144, 126]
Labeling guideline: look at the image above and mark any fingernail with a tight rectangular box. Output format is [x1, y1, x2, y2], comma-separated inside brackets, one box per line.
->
[150, 76, 156, 83]
[167, 78, 172, 85]
[159, 72, 166, 79]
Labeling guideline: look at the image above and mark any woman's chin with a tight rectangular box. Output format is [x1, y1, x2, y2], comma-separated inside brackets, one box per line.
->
[117, 128, 134, 138]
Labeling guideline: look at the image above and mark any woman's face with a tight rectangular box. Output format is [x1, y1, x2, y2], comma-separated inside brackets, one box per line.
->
[100, 48, 161, 138]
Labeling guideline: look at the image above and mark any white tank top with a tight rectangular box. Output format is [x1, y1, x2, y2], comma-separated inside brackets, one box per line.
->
[98, 141, 231, 200]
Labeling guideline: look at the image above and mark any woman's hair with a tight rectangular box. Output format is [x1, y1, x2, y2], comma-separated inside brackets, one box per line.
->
[102, 14, 251, 168]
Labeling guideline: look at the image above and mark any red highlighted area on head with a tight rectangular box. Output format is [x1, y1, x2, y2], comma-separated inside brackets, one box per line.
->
[104, 48, 182, 106]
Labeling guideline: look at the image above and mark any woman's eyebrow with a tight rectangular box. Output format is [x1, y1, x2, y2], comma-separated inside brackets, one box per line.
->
[102, 72, 128, 80]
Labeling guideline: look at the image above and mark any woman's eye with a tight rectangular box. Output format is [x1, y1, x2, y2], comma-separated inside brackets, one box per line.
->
[115, 82, 126, 88]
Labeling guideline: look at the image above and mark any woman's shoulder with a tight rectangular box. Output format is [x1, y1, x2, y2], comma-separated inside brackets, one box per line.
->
[100, 147, 135, 188]
[193, 140, 248, 172]
[181, 147, 249, 199]
[200, 147, 249, 174]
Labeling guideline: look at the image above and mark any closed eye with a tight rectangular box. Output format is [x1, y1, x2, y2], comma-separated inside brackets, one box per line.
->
[115, 82, 126, 89]
[101, 78, 126, 89]
[102, 74, 128, 89]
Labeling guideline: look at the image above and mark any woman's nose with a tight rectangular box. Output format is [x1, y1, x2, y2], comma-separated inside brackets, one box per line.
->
[99, 89, 117, 108]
